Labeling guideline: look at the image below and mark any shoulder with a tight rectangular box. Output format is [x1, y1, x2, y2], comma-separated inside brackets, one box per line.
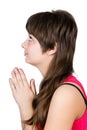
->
[52, 84, 80, 105]
[52, 84, 86, 109]
[51, 84, 80, 113]
[51, 84, 85, 116]
[44, 84, 85, 130]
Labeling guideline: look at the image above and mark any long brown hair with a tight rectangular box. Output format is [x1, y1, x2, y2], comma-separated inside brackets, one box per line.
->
[25, 10, 78, 129]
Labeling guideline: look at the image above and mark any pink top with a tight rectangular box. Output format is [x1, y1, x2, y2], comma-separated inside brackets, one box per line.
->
[65, 75, 87, 130]
[37, 75, 87, 130]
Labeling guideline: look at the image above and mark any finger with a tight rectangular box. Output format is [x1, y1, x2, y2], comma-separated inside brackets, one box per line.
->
[11, 70, 19, 88]
[18, 68, 29, 87]
[30, 79, 36, 95]
[9, 78, 16, 94]
[13, 68, 24, 88]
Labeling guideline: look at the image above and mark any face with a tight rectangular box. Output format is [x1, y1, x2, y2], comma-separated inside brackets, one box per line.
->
[21, 34, 47, 67]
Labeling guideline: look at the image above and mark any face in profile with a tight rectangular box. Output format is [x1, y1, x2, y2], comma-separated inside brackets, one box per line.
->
[21, 34, 48, 67]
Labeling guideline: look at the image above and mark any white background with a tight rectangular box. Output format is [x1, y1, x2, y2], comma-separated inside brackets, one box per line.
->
[0, 0, 87, 130]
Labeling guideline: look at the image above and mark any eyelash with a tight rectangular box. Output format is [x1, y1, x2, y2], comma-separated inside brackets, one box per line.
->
[28, 35, 33, 41]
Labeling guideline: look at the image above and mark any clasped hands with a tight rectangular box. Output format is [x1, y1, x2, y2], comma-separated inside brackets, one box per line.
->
[9, 67, 36, 111]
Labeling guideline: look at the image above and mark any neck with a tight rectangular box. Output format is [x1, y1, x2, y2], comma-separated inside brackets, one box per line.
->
[37, 63, 49, 77]
[36, 58, 52, 77]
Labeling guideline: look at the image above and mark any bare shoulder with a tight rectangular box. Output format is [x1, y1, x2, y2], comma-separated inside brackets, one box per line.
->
[53, 84, 86, 109]
[53, 84, 78, 99]
[52, 84, 86, 118]
[50, 84, 81, 114]
[44, 84, 86, 130]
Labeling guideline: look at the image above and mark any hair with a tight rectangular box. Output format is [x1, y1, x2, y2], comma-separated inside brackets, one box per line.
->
[25, 10, 78, 129]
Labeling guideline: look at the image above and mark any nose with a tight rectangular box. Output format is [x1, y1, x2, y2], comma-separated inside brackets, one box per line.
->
[21, 39, 28, 48]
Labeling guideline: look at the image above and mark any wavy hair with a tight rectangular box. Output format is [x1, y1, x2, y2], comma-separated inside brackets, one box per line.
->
[25, 10, 78, 129]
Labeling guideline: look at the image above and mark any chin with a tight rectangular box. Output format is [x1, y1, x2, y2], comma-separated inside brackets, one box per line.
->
[25, 58, 29, 64]
[25, 58, 38, 67]
[25, 59, 34, 65]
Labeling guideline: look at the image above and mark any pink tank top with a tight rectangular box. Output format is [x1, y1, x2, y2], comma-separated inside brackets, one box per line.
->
[65, 75, 87, 130]
[37, 75, 87, 130]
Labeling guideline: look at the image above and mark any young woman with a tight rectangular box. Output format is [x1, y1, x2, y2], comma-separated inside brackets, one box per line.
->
[9, 10, 87, 130]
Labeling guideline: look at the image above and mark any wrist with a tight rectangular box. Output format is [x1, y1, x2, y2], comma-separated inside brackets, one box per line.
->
[19, 104, 33, 121]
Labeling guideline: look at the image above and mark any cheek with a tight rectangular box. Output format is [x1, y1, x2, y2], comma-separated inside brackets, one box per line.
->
[27, 49, 42, 65]
[27, 46, 36, 56]
[26, 47, 36, 60]
[28, 44, 42, 56]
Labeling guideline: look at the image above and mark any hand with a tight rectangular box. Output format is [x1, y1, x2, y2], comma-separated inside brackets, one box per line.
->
[9, 67, 36, 110]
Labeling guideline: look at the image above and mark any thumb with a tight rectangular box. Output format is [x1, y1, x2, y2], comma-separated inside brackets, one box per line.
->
[30, 79, 36, 95]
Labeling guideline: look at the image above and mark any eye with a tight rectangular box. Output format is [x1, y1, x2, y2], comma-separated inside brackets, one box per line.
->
[28, 35, 33, 41]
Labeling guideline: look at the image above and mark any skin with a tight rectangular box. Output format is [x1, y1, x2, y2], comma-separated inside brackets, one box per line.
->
[9, 34, 86, 130]
[21, 34, 55, 76]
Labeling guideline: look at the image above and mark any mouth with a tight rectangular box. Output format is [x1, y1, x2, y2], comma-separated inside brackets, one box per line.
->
[24, 52, 28, 56]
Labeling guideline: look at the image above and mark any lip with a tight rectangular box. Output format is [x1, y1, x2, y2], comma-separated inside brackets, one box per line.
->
[24, 52, 28, 56]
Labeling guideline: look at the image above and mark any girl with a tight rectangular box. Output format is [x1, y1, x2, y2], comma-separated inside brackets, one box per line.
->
[9, 10, 87, 130]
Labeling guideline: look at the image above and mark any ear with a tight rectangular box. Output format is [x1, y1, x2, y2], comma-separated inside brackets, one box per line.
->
[47, 43, 57, 56]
